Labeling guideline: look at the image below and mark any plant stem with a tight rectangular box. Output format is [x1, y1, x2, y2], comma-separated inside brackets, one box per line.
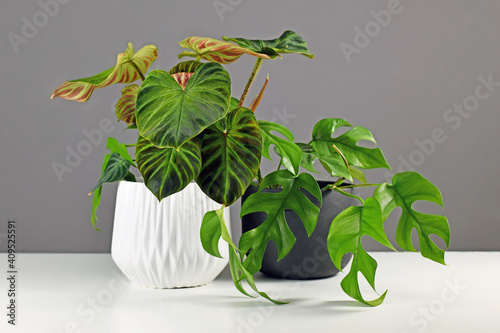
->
[333, 188, 365, 204]
[338, 183, 380, 189]
[257, 168, 263, 184]
[238, 58, 263, 107]
[277, 160, 282, 171]
[125, 143, 137, 147]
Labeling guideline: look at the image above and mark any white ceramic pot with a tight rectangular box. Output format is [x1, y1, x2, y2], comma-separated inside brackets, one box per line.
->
[111, 180, 230, 288]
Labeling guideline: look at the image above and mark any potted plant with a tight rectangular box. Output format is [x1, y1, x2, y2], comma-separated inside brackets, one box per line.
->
[51, 30, 450, 306]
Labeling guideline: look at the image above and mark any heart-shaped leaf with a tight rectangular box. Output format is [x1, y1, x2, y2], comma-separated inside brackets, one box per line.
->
[178, 36, 271, 64]
[311, 118, 390, 171]
[135, 136, 202, 201]
[258, 120, 302, 175]
[374, 172, 450, 264]
[115, 84, 139, 124]
[51, 43, 157, 102]
[196, 107, 262, 206]
[239, 170, 322, 274]
[328, 197, 395, 306]
[223, 30, 314, 59]
[136, 63, 231, 149]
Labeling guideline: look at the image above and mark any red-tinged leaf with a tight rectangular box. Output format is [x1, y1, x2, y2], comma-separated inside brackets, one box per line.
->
[51, 43, 158, 102]
[115, 84, 139, 124]
[171, 72, 194, 89]
[178, 36, 271, 64]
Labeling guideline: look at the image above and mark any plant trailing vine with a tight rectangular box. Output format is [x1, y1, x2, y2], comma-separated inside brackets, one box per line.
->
[51, 30, 450, 306]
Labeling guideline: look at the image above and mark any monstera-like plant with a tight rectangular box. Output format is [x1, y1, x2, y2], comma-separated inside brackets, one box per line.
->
[51, 30, 450, 306]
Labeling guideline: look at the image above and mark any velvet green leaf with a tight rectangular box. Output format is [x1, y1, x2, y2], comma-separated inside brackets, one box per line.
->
[223, 30, 314, 59]
[169, 60, 204, 74]
[178, 36, 271, 64]
[374, 172, 450, 264]
[91, 153, 131, 193]
[115, 84, 139, 124]
[311, 118, 390, 170]
[196, 107, 262, 206]
[135, 136, 202, 201]
[239, 170, 322, 274]
[328, 198, 395, 306]
[136, 63, 231, 149]
[51, 43, 157, 102]
[258, 120, 302, 175]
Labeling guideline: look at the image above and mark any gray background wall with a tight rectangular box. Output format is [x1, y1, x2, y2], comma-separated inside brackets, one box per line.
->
[1, 0, 499, 252]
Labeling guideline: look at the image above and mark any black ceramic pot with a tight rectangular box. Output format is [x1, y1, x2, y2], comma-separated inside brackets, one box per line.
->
[241, 181, 357, 280]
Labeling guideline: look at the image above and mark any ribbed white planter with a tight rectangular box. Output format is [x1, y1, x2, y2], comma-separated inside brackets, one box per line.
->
[111, 180, 230, 288]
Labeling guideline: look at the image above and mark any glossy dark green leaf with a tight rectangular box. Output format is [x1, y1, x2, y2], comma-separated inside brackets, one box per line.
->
[374, 172, 450, 264]
[311, 118, 390, 171]
[197, 107, 262, 206]
[136, 62, 231, 149]
[239, 170, 322, 274]
[135, 136, 202, 201]
[328, 198, 395, 306]
[258, 120, 302, 175]
[223, 30, 314, 59]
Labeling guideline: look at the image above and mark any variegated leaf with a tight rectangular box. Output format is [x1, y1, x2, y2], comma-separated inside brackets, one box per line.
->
[196, 107, 262, 206]
[178, 36, 271, 64]
[171, 72, 193, 89]
[223, 30, 314, 59]
[136, 63, 231, 149]
[135, 136, 202, 201]
[115, 84, 139, 124]
[169, 60, 204, 74]
[51, 43, 158, 102]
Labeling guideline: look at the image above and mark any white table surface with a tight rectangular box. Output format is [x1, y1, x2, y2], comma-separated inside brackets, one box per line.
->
[0, 252, 498, 333]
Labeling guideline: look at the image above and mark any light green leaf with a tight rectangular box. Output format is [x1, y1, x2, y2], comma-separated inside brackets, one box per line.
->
[328, 198, 395, 306]
[105, 137, 135, 166]
[258, 120, 302, 175]
[51, 43, 157, 102]
[136, 63, 231, 149]
[115, 84, 139, 124]
[374, 172, 450, 264]
[239, 170, 322, 274]
[178, 36, 271, 64]
[223, 30, 314, 59]
[201, 207, 237, 258]
[349, 166, 366, 184]
[135, 135, 202, 201]
[196, 107, 262, 206]
[311, 118, 390, 171]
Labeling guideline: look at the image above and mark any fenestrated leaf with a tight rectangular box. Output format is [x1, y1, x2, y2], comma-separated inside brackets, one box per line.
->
[223, 30, 314, 59]
[311, 118, 390, 171]
[169, 60, 204, 74]
[196, 107, 262, 206]
[328, 198, 395, 306]
[258, 120, 302, 175]
[91, 153, 131, 193]
[239, 170, 322, 274]
[135, 136, 202, 201]
[297, 143, 320, 174]
[115, 84, 139, 124]
[374, 172, 450, 264]
[51, 43, 157, 102]
[178, 36, 271, 64]
[136, 63, 231, 149]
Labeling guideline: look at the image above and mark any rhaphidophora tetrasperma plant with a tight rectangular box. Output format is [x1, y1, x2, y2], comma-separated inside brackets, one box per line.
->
[51, 31, 450, 306]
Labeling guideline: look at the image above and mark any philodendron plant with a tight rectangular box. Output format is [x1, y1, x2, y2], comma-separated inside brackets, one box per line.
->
[51, 30, 450, 306]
